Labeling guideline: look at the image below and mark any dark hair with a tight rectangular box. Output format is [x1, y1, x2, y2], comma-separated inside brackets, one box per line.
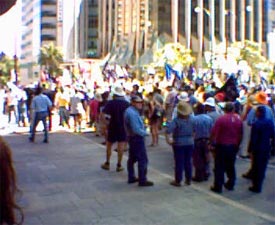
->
[256, 105, 266, 118]
[224, 102, 235, 113]
[35, 86, 43, 95]
[194, 102, 205, 115]
[0, 136, 24, 225]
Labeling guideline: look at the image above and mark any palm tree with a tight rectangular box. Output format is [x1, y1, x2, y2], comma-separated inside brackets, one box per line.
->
[38, 42, 63, 77]
[0, 53, 15, 85]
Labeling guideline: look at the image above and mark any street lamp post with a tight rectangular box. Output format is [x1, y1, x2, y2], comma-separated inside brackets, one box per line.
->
[195, 4, 215, 74]
[13, 54, 18, 85]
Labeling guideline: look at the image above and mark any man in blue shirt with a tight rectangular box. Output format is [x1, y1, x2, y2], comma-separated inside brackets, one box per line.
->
[29, 86, 52, 143]
[248, 106, 275, 193]
[124, 96, 154, 187]
[193, 103, 214, 182]
[243, 91, 275, 179]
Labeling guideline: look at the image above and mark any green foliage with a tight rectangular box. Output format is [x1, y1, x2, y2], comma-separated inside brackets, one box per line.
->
[153, 43, 194, 67]
[38, 42, 63, 77]
[236, 40, 273, 82]
[0, 53, 15, 85]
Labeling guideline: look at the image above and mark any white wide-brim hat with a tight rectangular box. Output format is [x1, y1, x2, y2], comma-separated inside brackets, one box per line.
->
[112, 85, 125, 97]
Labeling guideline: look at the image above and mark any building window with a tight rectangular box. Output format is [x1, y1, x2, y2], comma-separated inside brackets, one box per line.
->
[41, 0, 56, 5]
[89, 16, 98, 27]
[41, 11, 56, 17]
[41, 23, 56, 29]
[90, 0, 98, 7]
[41, 34, 56, 41]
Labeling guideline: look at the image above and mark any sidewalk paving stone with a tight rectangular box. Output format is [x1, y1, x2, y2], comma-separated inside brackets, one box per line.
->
[2, 130, 274, 225]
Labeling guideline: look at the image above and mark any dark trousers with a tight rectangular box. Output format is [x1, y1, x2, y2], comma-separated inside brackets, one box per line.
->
[8, 105, 18, 123]
[213, 144, 238, 190]
[127, 136, 148, 184]
[251, 151, 269, 191]
[193, 138, 210, 180]
[18, 102, 27, 125]
[30, 111, 49, 141]
[59, 107, 70, 126]
[172, 145, 193, 183]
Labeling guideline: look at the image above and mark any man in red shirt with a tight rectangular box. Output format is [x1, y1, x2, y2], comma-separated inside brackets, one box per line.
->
[210, 102, 243, 193]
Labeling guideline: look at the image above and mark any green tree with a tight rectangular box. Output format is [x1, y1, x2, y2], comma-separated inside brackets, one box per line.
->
[38, 42, 63, 77]
[233, 40, 273, 83]
[0, 53, 15, 85]
[154, 43, 194, 68]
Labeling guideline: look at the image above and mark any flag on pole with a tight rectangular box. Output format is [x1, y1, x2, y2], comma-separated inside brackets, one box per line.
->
[165, 63, 182, 80]
[165, 64, 172, 80]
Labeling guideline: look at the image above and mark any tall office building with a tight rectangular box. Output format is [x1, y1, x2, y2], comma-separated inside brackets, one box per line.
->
[154, 0, 270, 62]
[21, 0, 58, 84]
[266, 0, 275, 61]
[89, 0, 272, 66]
[96, 0, 156, 64]
[20, 0, 274, 84]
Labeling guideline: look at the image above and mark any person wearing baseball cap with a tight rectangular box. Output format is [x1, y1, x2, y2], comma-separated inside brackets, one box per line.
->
[203, 97, 222, 123]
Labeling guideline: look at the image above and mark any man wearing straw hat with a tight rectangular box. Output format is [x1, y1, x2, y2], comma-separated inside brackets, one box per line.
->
[165, 101, 195, 187]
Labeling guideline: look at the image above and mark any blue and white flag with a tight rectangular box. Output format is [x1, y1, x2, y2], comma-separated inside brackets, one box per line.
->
[165, 63, 182, 80]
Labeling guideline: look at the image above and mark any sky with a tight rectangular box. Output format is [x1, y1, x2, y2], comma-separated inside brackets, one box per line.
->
[0, 0, 22, 57]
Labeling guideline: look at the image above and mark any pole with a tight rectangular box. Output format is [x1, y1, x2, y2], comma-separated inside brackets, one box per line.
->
[14, 32, 18, 84]
[210, 0, 215, 75]
[185, 0, 191, 49]
[13, 54, 18, 84]
[171, 0, 178, 43]
[197, 0, 203, 69]
[248, 0, 254, 41]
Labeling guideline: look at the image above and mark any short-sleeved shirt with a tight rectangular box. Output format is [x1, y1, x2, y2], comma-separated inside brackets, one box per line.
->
[211, 113, 243, 146]
[32, 94, 52, 113]
[193, 114, 213, 139]
[103, 98, 130, 142]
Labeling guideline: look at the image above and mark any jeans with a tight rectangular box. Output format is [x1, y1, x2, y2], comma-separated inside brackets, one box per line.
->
[172, 145, 194, 183]
[127, 136, 148, 184]
[30, 111, 49, 141]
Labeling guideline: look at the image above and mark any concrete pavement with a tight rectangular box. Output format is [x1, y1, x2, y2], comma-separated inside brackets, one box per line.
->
[2, 126, 275, 225]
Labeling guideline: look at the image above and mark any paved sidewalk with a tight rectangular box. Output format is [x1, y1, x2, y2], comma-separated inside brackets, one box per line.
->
[2, 130, 275, 225]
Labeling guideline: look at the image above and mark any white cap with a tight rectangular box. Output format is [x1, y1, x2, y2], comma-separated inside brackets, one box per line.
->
[177, 92, 189, 102]
[203, 97, 216, 107]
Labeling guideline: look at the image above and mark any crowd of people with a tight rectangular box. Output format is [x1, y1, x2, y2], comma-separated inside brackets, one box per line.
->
[1, 69, 275, 224]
